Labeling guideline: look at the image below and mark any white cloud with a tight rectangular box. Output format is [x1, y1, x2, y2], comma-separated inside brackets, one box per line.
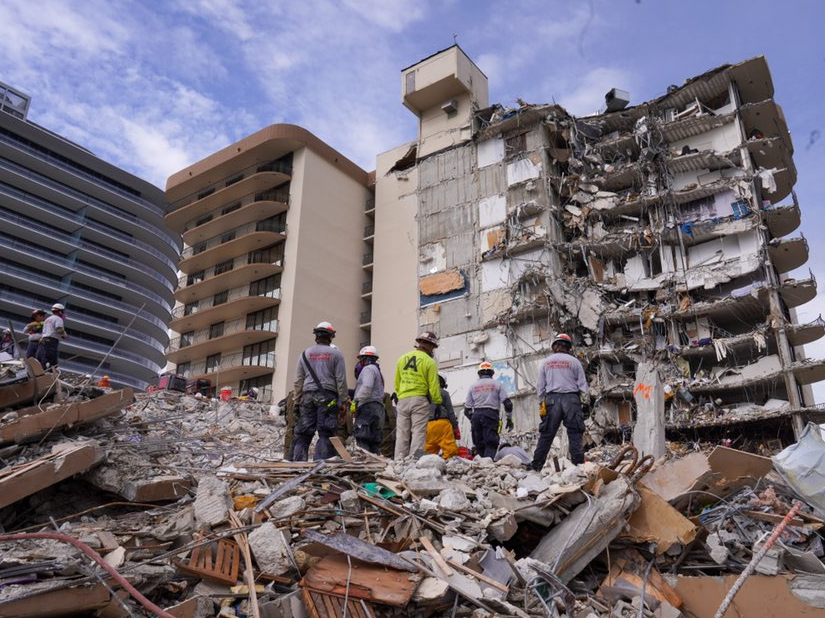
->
[558, 67, 633, 116]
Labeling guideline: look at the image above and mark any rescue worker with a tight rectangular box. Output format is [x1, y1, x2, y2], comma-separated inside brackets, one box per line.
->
[292, 321, 348, 461]
[24, 309, 46, 359]
[394, 331, 441, 459]
[424, 374, 460, 459]
[531, 333, 588, 470]
[36, 303, 67, 370]
[280, 392, 298, 460]
[351, 346, 385, 454]
[0, 329, 14, 356]
[464, 362, 513, 458]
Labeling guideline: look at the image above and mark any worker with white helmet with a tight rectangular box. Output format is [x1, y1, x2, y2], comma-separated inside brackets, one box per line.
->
[531, 333, 589, 470]
[352, 346, 385, 454]
[394, 331, 442, 459]
[36, 303, 68, 370]
[0, 328, 14, 356]
[464, 361, 513, 458]
[292, 321, 348, 461]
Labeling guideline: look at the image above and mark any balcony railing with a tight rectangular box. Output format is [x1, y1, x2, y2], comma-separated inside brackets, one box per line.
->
[364, 224, 375, 237]
[183, 185, 290, 232]
[363, 252, 373, 266]
[362, 280, 372, 294]
[172, 286, 281, 319]
[0, 154, 180, 252]
[0, 130, 166, 219]
[178, 252, 284, 288]
[365, 197, 375, 212]
[360, 311, 371, 324]
[178, 351, 276, 379]
[181, 218, 287, 259]
[0, 263, 169, 332]
[169, 318, 278, 353]
[172, 158, 293, 210]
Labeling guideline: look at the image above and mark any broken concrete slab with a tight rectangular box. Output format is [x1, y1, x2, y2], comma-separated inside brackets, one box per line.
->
[0, 440, 103, 509]
[268, 495, 305, 519]
[530, 476, 640, 583]
[193, 475, 232, 527]
[248, 522, 292, 575]
[0, 388, 133, 445]
[632, 361, 666, 459]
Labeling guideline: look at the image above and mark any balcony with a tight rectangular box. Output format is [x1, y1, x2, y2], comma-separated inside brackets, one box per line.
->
[780, 275, 817, 309]
[362, 252, 373, 270]
[182, 186, 290, 245]
[764, 198, 801, 239]
[166, 162, 291, 230]
[168, 318, 278, 363]
[361, 280, 372, 297]
[364, 224, 374, 244]
[177, 350, 276, 384]
[179, 218, 287, 274]
[360, 310, 371, 328]
[170, 286, 281, 332]
[175, 252, 284, 303]
[365, 197, 375, 215]
[768, 235, 808, 274]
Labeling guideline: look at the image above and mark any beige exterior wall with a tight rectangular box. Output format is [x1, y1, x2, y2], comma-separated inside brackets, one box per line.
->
[273, 147, 371, 400]
[371, 142, 420, 371]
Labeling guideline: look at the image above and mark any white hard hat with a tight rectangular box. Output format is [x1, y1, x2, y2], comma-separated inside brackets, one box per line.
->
[358, 345, 379, 358]
[313, 321, 335, 337]
[52, 303, 65, 311]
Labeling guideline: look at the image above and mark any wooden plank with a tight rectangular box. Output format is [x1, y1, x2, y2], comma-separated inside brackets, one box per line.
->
[328, 436, 352, 460]
[0, 582, 110, 617]
[0, 389, 134, 445]
[446, 559, 509, 593]
[301, 555, 415, 606]
[419, 536, 453, 576]
[0, 441, 103, 509]
[122, 475, 191, 502]
[741, 509, 817, 528]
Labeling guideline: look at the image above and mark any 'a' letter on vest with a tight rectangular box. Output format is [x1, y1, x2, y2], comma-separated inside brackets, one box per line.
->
[403, 356, 418, 371]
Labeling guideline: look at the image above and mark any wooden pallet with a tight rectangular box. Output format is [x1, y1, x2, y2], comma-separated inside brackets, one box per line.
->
[177, 538, 240, 585]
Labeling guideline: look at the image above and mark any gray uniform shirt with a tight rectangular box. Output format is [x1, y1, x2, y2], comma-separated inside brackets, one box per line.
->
[295, 344, 348, 401]
[536, 352, 587, 398]
[464, 377, 509, 410]
[354, 363, 384, 405]
[430, 389, 458, 426]
[41, 315, 65, 339]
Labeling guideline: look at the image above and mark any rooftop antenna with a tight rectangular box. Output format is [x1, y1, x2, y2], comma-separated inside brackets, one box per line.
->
[452, 33, 458, 45]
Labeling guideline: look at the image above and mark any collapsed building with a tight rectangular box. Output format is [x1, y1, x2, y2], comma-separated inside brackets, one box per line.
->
[371, 46, 825, 451]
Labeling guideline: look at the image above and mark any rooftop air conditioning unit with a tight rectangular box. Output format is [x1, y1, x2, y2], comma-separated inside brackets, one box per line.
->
[441, 99, 458, 114]
[605, 88, 630, 112]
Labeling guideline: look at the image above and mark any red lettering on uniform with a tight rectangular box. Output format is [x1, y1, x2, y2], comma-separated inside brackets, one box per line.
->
[545, 361, 570, 370]
[309, 353, 332, 362]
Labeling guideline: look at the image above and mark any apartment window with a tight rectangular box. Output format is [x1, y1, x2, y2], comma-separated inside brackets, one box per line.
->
[195, 214, 213, 227]
[212, 290, 228, 306]
[73, 281, 122, 301]
[225, 174, 244, 187]
[187, 270, 205, 285]
[184, 301, 198, 316]
[731, 199, 751, 219]
[243, 339, 276, 367]
[505, 133, 527, 157]
[249, 274, 281, 297]
[176, 362, 191, 378]
[221, 201, 242, 216]
[197, 187, 215, 200]
[246, 307, 278, 332]
[209, 322, 225, 339]
[180, 331, 194, 348]
[205, 353, 221, 373]
[214, 259, 234, 275]
[257, 213, 286, 233]
[193, 242, 207, 255]
[220, 231, 236, 244]
[239, 375, 273, 402]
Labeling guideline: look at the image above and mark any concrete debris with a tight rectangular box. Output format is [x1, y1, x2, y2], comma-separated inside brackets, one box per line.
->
[1, 314, 825, 614]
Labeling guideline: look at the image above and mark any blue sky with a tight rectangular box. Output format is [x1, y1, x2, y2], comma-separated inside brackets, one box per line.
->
[2, 0, 824, 395]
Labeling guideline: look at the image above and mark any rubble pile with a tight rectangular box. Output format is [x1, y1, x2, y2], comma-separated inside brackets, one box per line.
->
[1, 362, 825, 617]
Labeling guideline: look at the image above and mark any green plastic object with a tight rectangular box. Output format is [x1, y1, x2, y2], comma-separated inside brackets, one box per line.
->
[362, 482, 396, 499]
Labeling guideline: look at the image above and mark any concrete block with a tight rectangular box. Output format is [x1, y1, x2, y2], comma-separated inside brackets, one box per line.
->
[339, 489, 360, 512]
[439, 488, 471, 511]
[487, 512, 518, 542]
[249, 522, 292, 575]
[268, 495, 305, 520]
[193, 475, 232, 527]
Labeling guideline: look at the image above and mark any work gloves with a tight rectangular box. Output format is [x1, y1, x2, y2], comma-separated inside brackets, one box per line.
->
[453, 426, 461, 440]
[505, 414, 514, 431]
[463, 407, 473, 421]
